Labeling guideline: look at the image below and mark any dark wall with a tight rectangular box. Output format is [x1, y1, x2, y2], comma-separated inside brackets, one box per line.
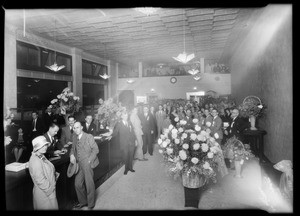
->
[229, 5, 292, 162]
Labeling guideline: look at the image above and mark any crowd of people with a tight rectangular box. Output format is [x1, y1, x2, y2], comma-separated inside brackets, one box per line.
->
[4, 97, 252, 210]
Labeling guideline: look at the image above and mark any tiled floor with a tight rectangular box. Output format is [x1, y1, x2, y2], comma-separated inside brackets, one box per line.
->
[92, 144, 292, 212]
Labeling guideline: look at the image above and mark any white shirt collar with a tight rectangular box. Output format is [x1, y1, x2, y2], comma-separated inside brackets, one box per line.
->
[78, 133, 83, 140]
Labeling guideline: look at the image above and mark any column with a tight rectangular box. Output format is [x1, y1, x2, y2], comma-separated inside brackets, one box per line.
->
[200, 58, 205, 73]
[71, 48, 83, 106]
[4, 25, 17, 109]
[138, 62, 143, 78]
[106, 60, 110, 99]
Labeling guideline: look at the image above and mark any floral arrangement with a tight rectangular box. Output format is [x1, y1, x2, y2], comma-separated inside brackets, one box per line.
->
[96, 98, 126, 128]
[238, 96, 266, 118]
[222, 136, 254, 164]
[49, 88, 80, 115]
[158, 117, 227, 186]
[4, 106, 14, 146]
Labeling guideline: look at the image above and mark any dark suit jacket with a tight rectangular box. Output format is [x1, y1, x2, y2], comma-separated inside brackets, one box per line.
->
[43, 112, 55, 130]
[82, 122, 97, 136]
[227, 116, 249, 139]
[70, 132, 99, 169]
[111, 121, 136, 152]
[210, 116, 223, 140]
[139, 113, 156, 135]
[183, 116, 194, 130]
[30, 117, 46, 136]
[44, 132, 62, 158]
[60, 126, 75, 147]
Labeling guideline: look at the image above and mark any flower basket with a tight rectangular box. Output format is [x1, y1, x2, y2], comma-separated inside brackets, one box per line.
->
[238, 95, 266, 119]
[182, 171, 205, 188]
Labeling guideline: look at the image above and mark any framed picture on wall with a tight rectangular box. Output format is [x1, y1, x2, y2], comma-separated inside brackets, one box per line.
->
[136, 96, 147, 104]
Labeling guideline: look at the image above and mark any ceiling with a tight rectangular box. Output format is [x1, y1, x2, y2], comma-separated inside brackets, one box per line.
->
[5, 8, 261, 67]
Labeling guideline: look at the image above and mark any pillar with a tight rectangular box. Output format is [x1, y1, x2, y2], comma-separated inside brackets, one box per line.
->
[71, 48, 83, 106]
[4, 24, 17, 109]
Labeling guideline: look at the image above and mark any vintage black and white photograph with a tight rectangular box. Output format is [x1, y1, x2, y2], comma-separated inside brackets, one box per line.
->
[3, 5, 292, 212]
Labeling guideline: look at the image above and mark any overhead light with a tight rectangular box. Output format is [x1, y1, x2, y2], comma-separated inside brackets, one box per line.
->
[127, 79, 135, 84]
[100, 73, 110, 79]
[150, 88, 155, 92]
[157, 63, 165, 68]
[99, 44, 110, 80]
[45, 19, 65, 72]
[34, 79, 40, 83]
[134, 7, 159, 16]
[188, 69, 199, 75]
[173, 10, 195, 64]
[193, 75, 201, 81]
[193, 87, 197, 90]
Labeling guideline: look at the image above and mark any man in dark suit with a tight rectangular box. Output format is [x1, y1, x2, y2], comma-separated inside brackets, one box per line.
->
[30, 110, 45, 141]
[139, 106, 156, 158]
[70, 122, 99, 210]
[82, 114, 97, 136]
[60, 115, 76, 148]
[44, 123, 63, 158]
[183, 109, 194, 130]
[43, 106, 55, 130]
[110, 111, 137, 175]
[224, 108, 249, 142]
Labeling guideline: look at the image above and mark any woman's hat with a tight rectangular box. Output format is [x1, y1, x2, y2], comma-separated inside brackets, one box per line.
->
[67, 161, 79, 177]
[32, 136, 50, 152]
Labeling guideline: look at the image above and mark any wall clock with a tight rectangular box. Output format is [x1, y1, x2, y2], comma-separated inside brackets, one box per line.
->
[170, 77, 177, 84]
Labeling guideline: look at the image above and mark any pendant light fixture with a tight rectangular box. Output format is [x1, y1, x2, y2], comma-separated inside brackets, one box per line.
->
[99, 44, 110, 79]
[173, 9, 195, 64]
[45, 19, 65, 72]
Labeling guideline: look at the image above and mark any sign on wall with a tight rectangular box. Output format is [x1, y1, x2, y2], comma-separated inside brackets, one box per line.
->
[136, 96, 147, 104]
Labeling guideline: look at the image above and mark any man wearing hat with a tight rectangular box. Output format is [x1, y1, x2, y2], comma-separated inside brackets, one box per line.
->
[69, 122, 99, 210]
[28, 136, 59, 210]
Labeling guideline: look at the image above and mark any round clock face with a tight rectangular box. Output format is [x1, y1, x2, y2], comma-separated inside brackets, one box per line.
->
[170, 77, 177, 84]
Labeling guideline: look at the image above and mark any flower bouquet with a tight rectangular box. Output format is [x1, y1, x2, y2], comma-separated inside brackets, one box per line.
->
[222, 136, 254, 177]
[96, 98, 126, 130]
[238, 96, 266, 118]
[49, 88, 80, 116]
[158, 117, 228, 188]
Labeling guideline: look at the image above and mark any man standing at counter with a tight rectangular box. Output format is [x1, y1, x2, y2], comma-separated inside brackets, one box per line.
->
[69, 122, 99, 210]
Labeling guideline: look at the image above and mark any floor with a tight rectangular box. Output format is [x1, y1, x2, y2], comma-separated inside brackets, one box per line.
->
[90, 144, 292, 212]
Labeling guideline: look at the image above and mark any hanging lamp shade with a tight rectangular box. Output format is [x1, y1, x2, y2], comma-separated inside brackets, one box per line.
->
[173, 52, 195, 64]
[45, 19, 65, 72]
[99, 73, 110, 79]
[188, 68, 199, 75]
[46, 63, 65, 72]
[173, 10, 195, 64]
[193, 75, 201, 81]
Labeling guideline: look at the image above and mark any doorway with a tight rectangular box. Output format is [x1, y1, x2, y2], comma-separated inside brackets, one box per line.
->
[118, 90, 134, 110]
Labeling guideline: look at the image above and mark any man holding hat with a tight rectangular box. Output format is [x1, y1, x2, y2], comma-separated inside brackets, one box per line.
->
[69, 122, 99, 210]
[28, 136, 59, 210]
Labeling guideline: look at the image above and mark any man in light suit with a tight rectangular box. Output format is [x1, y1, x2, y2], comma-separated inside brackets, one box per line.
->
[155, 104, 166, 138]
[82, 114, 97, 136]
[60, 115, 76, 148]
[210, 108, 223, 145]
[70, 121, 99, 210]
[111, 111, 137, 174]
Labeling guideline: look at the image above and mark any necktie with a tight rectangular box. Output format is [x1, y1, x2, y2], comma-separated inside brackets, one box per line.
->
[71, 128, 73, 134]
[33, 119, 37, 131]
[86, 124, 89, 130]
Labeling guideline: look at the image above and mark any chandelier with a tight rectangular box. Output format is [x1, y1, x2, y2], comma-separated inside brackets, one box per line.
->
[127, 79, 135, 84]
[193, 75, 202, 81]
[187, 69, 199, 75]
[45, 19, 65, 72]
[134, 7, 159, 16]
[99, 44, 110, 79]
[173, 10, 195, 64]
